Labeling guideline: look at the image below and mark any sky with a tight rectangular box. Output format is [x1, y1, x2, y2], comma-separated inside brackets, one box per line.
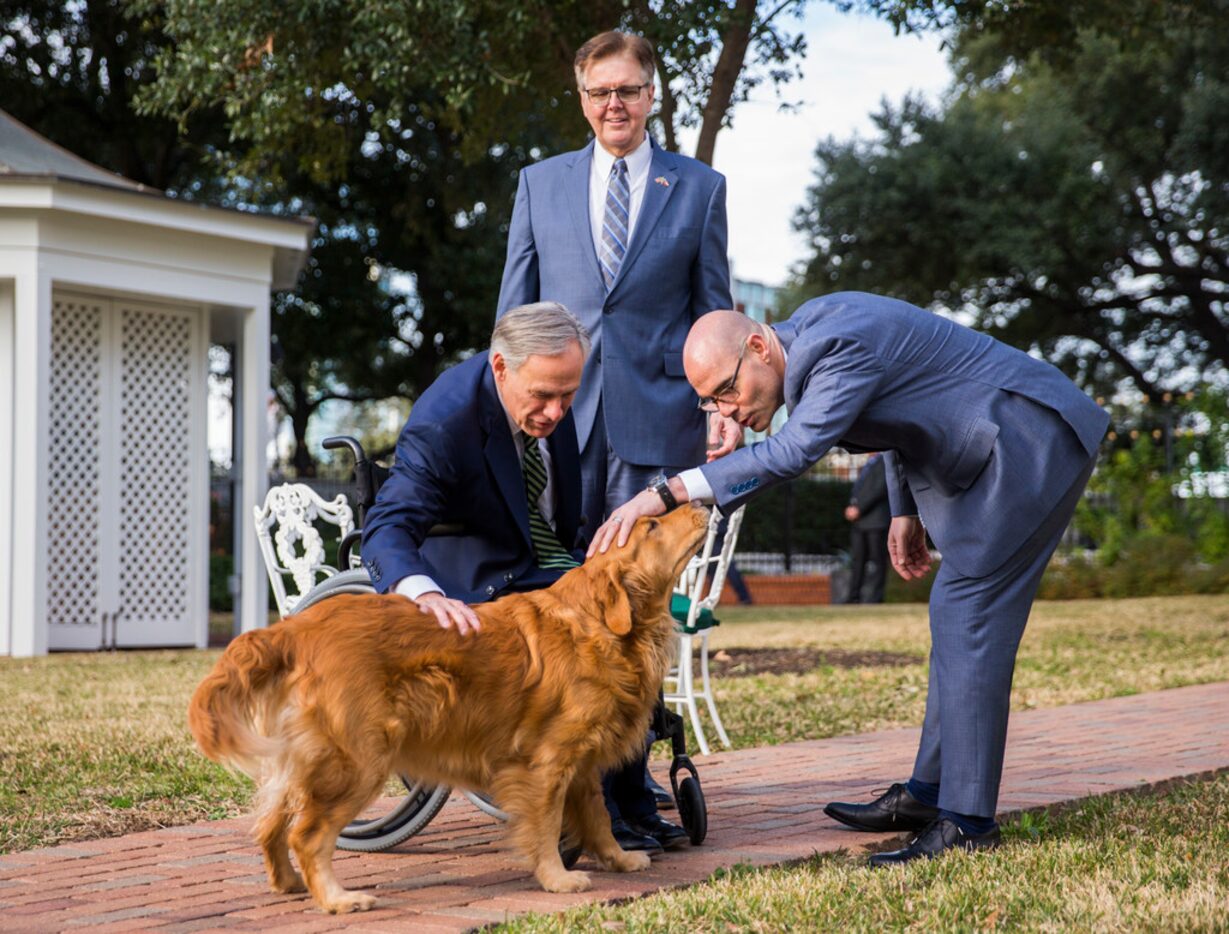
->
[696, 4, 953, 287]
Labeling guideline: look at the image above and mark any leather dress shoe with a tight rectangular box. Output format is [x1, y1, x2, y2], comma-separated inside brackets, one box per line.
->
[611, 818, 664, 854]
[645, 768, 675, 810]
[824, 783, 939, 832]
[625, 812, 690, 850]
[868, 817, 1001, 867]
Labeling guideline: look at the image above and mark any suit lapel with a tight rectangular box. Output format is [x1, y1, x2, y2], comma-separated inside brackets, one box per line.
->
[610, 142, 677, 297]
[480, 368, 533, 551]
[564, 142, 606, 291]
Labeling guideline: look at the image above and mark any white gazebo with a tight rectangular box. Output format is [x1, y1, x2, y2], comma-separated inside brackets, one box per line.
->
[0, 110, 313, 656]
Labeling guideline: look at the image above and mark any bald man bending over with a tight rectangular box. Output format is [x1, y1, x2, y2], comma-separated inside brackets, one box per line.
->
[590, 292, 1108, 866]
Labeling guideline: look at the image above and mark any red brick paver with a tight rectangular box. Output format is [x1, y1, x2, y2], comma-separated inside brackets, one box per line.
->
[3, 682, 1227, 932]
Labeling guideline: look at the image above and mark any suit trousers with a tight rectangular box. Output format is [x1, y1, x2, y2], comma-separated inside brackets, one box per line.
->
[911, 441, 1098, 818]
[579, 397, 696, 534]
[847, 526, 889, 603]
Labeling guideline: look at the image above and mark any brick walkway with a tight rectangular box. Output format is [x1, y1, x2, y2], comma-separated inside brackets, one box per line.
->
[3, 682, 1227, 933]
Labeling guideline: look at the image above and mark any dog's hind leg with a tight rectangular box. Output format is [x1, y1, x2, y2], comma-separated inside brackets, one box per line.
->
[253, 786, 304, 894]
[288, 758, 386, 914]
[497, 762, 591, 893]
[566, 764, 651, 874]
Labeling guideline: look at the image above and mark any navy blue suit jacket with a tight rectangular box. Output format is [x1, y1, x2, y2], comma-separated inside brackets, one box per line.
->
[361, 355, 584, 603]
[496, 139, 732, 465]
[702, 293, 1110, 578]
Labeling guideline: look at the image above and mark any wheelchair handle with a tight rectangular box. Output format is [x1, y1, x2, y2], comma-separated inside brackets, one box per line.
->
[323, 435, 378, 528]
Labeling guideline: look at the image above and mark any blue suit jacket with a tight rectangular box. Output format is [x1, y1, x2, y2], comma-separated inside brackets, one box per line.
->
[497, 139, 732, 466]
[361, 355, 584, 603]
[701, 293, 1110, 577]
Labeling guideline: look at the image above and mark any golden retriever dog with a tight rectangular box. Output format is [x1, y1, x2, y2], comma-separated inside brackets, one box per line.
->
[189, 505, 708, 913]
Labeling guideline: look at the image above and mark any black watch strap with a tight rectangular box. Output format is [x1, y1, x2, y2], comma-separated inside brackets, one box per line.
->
[648, 473, 679, 512]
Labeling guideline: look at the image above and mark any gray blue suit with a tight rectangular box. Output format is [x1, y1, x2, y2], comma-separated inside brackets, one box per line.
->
[497, 138, 732, 532]
[702, 292, 1109, 817]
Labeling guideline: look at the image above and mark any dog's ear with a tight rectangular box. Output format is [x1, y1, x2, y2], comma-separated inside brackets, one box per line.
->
[601, 564, 633, 636]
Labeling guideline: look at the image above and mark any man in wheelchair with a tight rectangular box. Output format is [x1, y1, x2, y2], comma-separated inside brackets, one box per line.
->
[361, 301, 690, 853]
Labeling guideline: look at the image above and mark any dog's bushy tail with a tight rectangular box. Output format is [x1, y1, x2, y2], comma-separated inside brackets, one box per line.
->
[188, 628, 291, 778]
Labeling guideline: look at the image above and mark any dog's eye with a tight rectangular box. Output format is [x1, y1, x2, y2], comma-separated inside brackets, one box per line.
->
[646, 519, 661, 532]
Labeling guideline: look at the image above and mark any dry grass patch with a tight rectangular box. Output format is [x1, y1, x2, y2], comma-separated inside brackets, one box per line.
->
[0, 650, 248, 853]
[698, 595, 1229, 748]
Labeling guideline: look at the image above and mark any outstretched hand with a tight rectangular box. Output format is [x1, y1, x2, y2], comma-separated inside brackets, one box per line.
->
[887, 516, 933, 581]
[586, 490, 665, 557]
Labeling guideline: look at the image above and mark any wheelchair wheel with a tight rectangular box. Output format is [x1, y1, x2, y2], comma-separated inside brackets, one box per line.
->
[464, 790, 509, 822]
[676, 775, 707, 845]
[335, 778, 452, 852]
[293, 570, 452, 851]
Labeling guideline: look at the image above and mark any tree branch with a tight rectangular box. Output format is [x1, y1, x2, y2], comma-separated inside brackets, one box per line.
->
[695, 0, 758, 165]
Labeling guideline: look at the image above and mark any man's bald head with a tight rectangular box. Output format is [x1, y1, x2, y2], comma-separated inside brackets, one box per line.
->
[683, 309, 786, 432]
[684, 309, 757, 374]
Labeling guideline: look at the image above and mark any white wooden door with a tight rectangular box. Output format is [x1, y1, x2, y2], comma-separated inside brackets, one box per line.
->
[47, 293, 204, 650]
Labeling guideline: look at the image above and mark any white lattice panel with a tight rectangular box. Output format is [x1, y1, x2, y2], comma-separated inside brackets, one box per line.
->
[118, 303, 194, 630]
[47, 297, 105, 638]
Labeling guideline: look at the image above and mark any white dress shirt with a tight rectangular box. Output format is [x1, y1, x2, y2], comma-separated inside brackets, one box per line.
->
[589, 134, 652, 258]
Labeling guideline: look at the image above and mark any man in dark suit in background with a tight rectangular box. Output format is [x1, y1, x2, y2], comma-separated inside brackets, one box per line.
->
[591, 292, 1109, 865]
[362, 301, 687, 854]
[843, 453, 889, 604]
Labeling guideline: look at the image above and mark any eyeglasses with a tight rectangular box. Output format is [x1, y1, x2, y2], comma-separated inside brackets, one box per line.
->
[697, 339, 749, 412]
[583, 83, 649, 106]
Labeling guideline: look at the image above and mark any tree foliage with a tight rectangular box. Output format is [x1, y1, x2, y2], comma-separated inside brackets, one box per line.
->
[130, 0, 818, 469]
[792, 0, 1229, 397]
[0, 0, 227, 192]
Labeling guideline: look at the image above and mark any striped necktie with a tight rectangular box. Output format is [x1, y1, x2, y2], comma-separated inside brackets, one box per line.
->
[520, 434, 580, 569]
[599, 158, 630, 290]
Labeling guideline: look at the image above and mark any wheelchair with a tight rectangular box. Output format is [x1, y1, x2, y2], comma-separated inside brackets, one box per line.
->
[294, 435, 708, 853]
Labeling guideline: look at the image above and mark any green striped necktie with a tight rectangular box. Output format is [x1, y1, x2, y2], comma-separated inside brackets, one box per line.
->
[520, 433, 580, 569]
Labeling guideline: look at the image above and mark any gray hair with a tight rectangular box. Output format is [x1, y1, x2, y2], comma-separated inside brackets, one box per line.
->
[489, 302, 591, 370]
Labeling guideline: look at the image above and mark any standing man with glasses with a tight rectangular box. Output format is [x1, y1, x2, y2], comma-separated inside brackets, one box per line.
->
[497, 28, 737, 855]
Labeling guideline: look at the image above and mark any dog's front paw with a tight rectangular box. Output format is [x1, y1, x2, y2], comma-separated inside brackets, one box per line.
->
[601, 849, 652, 873]
[321, 891, 377, 914]
[539, 868, 592, 893]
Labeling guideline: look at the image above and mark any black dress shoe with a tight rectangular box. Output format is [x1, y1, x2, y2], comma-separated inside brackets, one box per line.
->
[868, 818, 1001, 867]
[625, 812, 690, 850]
[645, 768, 675, 810]
[611, 818, 664, 854]
[823, 783, 940, 832]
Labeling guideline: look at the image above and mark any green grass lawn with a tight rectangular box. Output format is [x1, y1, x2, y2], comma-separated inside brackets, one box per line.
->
[1, 594, 1227, 928]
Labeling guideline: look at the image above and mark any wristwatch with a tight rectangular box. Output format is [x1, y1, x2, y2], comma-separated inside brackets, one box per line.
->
[647, 473, 679, 512]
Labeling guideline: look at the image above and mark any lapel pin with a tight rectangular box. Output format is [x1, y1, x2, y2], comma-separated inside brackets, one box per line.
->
[654, 176, 670, 187]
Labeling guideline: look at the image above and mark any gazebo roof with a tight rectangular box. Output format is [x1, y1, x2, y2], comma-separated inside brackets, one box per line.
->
[0, 108, 147, 193]
[0, 108, 314, 290]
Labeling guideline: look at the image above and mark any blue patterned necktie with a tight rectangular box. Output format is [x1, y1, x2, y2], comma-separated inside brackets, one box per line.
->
[599, 158, 630, 290]
[520, 434, 580, 569]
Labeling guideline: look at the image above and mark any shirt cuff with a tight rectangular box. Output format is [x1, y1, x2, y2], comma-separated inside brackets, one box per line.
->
[394, 575, 443, 601]
[678, 468, 715, 504]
